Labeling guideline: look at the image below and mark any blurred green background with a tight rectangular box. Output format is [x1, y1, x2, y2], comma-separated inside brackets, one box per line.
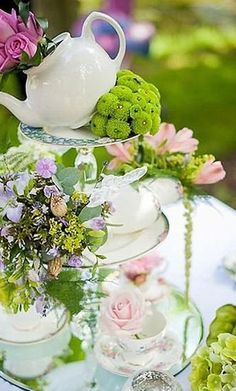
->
[1, 0, 236, 205]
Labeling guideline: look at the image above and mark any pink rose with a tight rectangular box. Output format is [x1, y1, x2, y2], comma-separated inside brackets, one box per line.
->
[106, 142, 134, 170]
[100, 288, 146, 335]
[193, 159, 226, 185]
[122, 250, 164, 283]
[145, 122, 199, 155]
[0, 9, 43, 73]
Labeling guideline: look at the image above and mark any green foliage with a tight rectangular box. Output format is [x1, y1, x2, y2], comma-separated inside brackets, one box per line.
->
[207, 305, 236, 346]
[56, 166, 80, 195]
[90, 69, 161, 140]
[58, 335, 85, 363]
[79, 205, 102, 223]
[45, 270, 84, 315]
[190, 333, 236, 391]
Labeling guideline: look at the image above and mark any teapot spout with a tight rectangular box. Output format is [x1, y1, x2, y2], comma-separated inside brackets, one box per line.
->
[0, 92, 41, 127]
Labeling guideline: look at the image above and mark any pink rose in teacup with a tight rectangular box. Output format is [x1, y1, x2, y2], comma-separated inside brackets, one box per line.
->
[100, 288, 146, 336]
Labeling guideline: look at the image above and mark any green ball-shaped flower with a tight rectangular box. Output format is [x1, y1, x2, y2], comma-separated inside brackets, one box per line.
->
[150, 114, 161, 135]
[131, 112, 152, 135]
[144, 102, 160, 116]
[117, 76, 142, 92]
[113, 101, 131, 121]
[131, 93, 146, 109]
[130, 104, 142, 119]
[117, 69, 134, 79]
[148, 83, 161, 99]
[96, 93, 118, 116]
[90, 114, 107, 137]
[106, 119, 131, 139]
[139, 88, 159, 105]
[110, 85, 133, 101]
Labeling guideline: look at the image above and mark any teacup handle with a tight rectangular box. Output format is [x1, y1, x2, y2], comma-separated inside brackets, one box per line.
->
[82, 11, 126, 69]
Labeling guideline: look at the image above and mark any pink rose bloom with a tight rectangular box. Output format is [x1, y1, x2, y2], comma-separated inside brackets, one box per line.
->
[106, 142, 134, 170]
[122, 250, 164, 283]
[145, 122, 199, 155]
[193, 159, 226, 185]
[0, 9, 43, 73]
[100, 288, 146, 335]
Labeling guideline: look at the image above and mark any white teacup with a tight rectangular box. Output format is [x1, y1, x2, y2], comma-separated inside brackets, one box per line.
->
[116, 310, 167, 366]
[106, 185, 160, 235]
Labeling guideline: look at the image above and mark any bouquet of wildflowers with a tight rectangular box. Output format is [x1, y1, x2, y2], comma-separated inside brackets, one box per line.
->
[0, 158, 112, 314]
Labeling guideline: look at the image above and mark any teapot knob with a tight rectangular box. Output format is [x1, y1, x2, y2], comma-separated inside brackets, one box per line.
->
[82, 11, 126, 69]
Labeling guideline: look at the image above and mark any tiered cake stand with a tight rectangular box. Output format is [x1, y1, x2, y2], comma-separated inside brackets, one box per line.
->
[0, 124, 203, 391]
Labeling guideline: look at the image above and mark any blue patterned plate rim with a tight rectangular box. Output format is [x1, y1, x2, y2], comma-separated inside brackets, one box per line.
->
[19, 123, 138, 148]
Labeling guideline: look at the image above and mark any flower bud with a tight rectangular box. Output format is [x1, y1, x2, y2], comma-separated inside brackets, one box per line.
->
[50, 195, 67, 217]
[47, 257, 63, 279]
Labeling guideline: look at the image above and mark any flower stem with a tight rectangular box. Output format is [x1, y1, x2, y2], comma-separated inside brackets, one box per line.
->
[183, 191, 193, 307]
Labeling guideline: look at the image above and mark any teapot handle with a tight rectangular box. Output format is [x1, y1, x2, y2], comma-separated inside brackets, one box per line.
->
[82, 11, 126, 69]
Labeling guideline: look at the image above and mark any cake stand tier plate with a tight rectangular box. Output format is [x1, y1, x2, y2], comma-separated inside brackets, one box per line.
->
[19, 123, 138, 148]
[0, 286, 203, 391]
[96, 212, 169, 266]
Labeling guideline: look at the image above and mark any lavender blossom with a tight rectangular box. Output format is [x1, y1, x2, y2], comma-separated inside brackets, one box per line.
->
[7, 172, 31, 196]
[36, 158, 57, 179]
[44, 185, 60, 199]
[1, 226, 14, 242]
[88, 217, 105, 231]
[35, 295, 50, 317]
[6, 203, 23, 223]
[47, 246, 60, 257]
[28, 269, 40, 283]
[68, 255, 83, 268]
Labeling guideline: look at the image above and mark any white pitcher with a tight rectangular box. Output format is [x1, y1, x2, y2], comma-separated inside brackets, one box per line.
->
[0, 12, 126, 130]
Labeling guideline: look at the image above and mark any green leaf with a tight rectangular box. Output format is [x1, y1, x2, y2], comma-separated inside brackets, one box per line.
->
[88, 230, 105, 238]
[56, 167, 80, 195]
[79, 206, 102, 223]
[18, 1, 30, 25]
[60, 335, 85, 363]
[36, 17, 49, 32]
[46, 278, 84, 316]
[61, 148, 77, 167]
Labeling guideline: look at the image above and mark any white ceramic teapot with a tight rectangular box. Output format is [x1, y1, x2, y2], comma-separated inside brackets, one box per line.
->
[0, 12, 126, 130]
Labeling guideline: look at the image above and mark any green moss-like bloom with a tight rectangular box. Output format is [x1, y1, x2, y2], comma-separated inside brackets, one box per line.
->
[150, 114, 161, 135]
[106, 119, 131, 139]
[131, 112, 152, 134]
[91, 113, 107, 137]
[117, 69, 134, 79]
[130, 104, 142, 119]
[131, 93, 146, 109]
[110, 85, 133, 101]
[113, 101, 131, 121]
[139, 88, 159, 105]
[148, 83, 161, 99]
[117, 76, 142, 92]
[96, 93, 118, 116]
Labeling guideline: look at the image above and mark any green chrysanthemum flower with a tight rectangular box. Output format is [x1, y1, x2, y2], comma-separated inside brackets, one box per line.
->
[148, 83, 161, 99]
[110, 85, 133, 101]
[117, 69, 134, 79]
[113, 101, 131, 121]
[96, 93, 118, 116]
[131, 93, 146, 109]
[130, 104, 142, 119]
[139, 88, 159, 105]
[106, 119, 131, 139]
[90, 114, 107, 137]
[117, 76, 142, 92]
[150, 114, 161, 135]
[144, 102, 160, 116]
[131, 112, 152, 134]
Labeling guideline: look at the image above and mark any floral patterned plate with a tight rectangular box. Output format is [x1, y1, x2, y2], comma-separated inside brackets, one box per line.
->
[94, 331, 182, 377]
[19, 123, 138, 148]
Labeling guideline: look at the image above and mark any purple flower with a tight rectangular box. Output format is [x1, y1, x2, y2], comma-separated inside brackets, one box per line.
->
[107, 201, 116, 214]
[0, 254, 4, 271]
[47, 246, 60, 257]
[88, 217, 106, 231]
[6, 202, 23, 223]
[36, 158, 57, 179]
[68, 255, 83, 268]
[7, 172, 31, 196]
[44, 185, 60, 198]
[35, 295, 50, 317]
[1, 226, 14, 242]
[28, 269, 40, 282]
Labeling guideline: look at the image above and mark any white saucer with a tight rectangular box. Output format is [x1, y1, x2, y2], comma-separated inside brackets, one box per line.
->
[97, 213, 169, 266]
[94, 331, 182, 377]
